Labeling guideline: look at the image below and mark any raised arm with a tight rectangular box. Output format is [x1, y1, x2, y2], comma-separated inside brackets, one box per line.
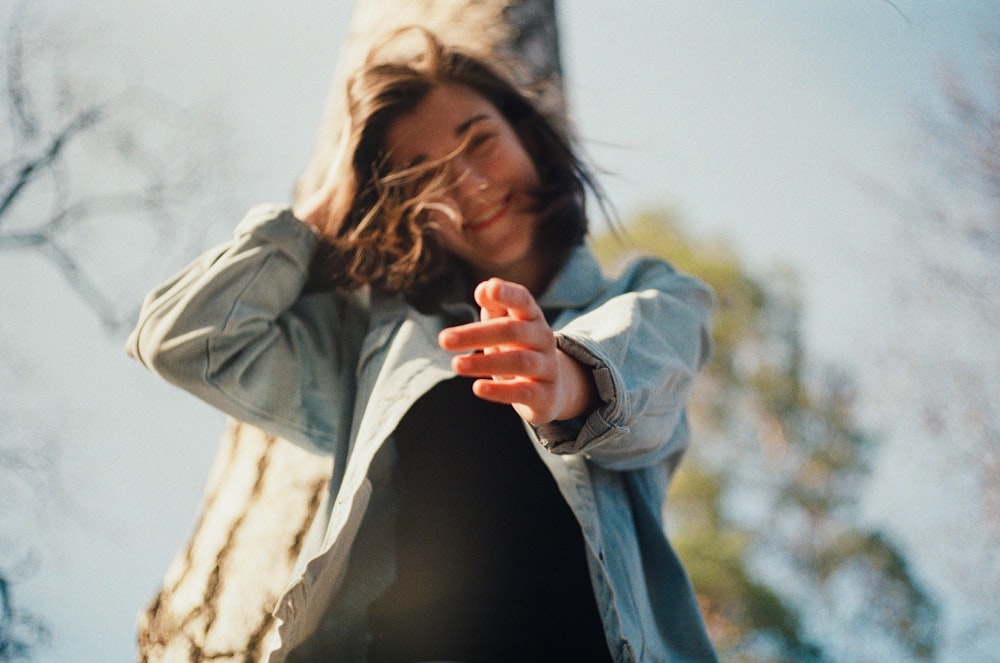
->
[126, 205, 366, 453]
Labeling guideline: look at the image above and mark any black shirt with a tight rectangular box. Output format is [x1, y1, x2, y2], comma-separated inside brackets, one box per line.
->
[367, 377, 611, 663]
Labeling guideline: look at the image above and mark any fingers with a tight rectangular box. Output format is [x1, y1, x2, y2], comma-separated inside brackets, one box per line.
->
[438, 278, 563, 422]
[470, 376, 547, 409]
[433, 277, 598, 424]
[476, 279, 507, 323]
[439, 315, 553, 354]
[438, 278, 548, 352]
[474, 278, 542, 322]
[451, 344, 553, 380]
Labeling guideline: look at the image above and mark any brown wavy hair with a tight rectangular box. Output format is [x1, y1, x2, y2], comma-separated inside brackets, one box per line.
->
[305, 27, 603, 309]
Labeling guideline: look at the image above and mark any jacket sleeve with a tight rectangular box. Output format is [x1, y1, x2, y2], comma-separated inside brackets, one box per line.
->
[125, 204, 365, 454]
[532, 258, 714, 471]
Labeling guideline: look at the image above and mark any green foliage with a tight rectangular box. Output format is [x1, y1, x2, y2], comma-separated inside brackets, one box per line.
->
[591, 209, 939, 662]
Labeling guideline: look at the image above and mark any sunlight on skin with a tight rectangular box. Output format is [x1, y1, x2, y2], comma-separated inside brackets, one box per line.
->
[439, 277, 597, 425]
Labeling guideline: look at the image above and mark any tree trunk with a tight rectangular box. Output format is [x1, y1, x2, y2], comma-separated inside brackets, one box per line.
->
[136, 2, 564, 661]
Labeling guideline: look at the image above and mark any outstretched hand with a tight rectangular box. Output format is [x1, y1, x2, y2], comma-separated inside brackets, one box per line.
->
[438, 278, 597, 425]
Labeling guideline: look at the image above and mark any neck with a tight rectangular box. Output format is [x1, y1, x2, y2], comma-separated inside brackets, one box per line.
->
[467, 248, 552, 298]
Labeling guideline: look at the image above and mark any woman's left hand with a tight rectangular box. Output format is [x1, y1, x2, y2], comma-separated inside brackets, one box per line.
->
[438, 278, 597, 425]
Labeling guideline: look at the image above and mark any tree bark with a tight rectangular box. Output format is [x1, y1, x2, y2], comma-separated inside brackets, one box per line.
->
[136, 2, 564, 661]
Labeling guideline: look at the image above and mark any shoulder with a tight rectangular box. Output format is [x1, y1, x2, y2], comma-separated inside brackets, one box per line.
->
[610, 254, 677, 288]
[597, 250, 713, 307]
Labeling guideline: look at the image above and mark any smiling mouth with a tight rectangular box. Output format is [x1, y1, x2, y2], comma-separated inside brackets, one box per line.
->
[465, 196, 511, 232]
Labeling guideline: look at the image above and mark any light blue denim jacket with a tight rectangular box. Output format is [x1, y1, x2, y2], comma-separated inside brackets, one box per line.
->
[127, 204, 717, 663]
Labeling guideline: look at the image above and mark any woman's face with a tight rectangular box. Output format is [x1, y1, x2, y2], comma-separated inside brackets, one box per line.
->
[384, 84, 545, 291]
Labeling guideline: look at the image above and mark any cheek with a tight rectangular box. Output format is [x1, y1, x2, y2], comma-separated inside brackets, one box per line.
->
[425, 209, 464, 247]
[512, 148, 541, 189]
[433, 226, 469, 262]
[504, 132, 541, 187]
[420, 197, 462, 227]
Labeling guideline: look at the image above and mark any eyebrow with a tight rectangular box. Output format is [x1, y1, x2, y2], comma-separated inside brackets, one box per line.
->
[398, 113, 494, 169]
[456, 113, 491, 137]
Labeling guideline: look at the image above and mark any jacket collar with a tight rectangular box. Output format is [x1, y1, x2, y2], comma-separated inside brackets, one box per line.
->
[369, 243, 608, 323]
[536, 244, 608, 311]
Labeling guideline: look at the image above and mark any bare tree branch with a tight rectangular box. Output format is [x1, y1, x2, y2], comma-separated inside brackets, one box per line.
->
[4, 3, 39, 141]
[39, 239, 126, 330]
[1, 6, 229, 658]
[864, 29, 1000, 660]
[0, 105, 102, 222]
[0, 28, 226, 331]
[878, 0, 913, 25]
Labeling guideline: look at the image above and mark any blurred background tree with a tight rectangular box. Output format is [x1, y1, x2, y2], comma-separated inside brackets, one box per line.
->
[866, 29, 1000, 660]
[0, 576, 47, 662]
[0, 6, 223, 331]
[0, 5, 224, 660]
[593, 210, 939, 662]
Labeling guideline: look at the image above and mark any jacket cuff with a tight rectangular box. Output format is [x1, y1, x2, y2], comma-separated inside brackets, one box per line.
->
[531, 333, 629, 455]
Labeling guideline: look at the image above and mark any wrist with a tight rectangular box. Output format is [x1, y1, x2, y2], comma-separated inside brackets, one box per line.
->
[555, 349, 598, 422]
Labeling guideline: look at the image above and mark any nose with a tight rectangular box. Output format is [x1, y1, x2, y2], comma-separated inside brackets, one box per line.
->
[449, 158, 490, 200]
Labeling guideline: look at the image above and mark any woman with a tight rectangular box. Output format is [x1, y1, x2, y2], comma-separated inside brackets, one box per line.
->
[128, 27, 717, 663]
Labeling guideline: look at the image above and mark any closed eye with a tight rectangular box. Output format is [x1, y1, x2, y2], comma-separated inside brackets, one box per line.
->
[466, 131, 496, 155]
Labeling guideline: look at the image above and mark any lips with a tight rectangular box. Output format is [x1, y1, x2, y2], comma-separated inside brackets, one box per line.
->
[464, 196, 511, 232]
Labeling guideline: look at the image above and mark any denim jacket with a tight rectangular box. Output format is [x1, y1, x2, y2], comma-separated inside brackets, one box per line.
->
[127, 204, 718, 663]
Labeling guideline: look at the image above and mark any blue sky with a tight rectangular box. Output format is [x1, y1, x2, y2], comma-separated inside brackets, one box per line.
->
[2, 2, 997, 661]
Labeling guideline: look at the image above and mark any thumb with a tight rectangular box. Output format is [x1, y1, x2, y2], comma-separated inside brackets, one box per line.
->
[475, 278, 508, 321]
